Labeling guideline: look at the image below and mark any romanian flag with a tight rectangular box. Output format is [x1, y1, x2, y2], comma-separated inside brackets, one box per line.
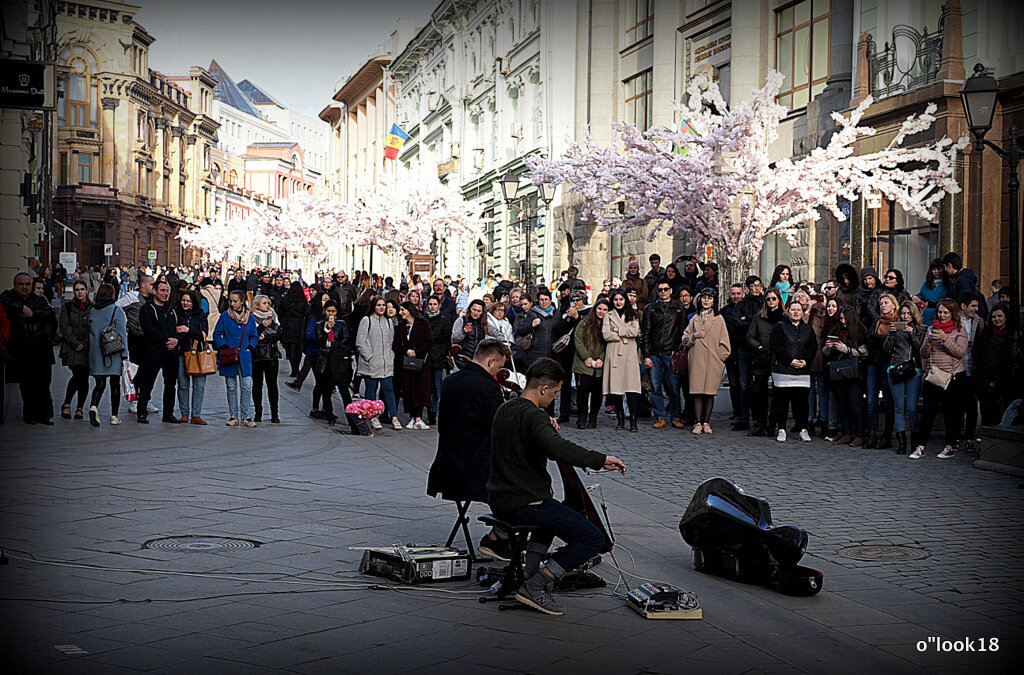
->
[384, 124, 410, 160]
[673, 119, 701, 156]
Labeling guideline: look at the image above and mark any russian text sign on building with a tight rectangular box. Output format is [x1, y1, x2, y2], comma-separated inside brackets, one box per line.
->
[691, 26, 731, 68]
[0, 60, 56, 110]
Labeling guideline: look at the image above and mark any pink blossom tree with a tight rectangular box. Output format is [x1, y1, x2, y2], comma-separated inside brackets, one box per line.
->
[527, 71, 969, 269]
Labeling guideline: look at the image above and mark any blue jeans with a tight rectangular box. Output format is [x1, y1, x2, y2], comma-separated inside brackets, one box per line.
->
[364, 376, 398, 420]
[224, 375, 252, 420]
[865, 364, 893, 432]
[648, 353, 680, 421]
[808, 372, 827, 423]
[888, 371, 921, 432]
[503, 498, 604, 577]
[430, 368, 445, 414]
[177, 356, 206, 417]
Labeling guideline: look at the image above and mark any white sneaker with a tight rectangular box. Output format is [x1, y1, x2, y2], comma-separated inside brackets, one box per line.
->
[908, 447, 924, 459]
[413, 419, 430, 430]
[128, 403, 137, 414]
[937, 446, 956, 459]
[392, 418, 403, 431]
[226, 417, 239, 427]
[242, 418, 257, 428]
[109, 415, 121, 425]
[147, 403, 159, 413]
[798, 429, 812, 442]
[406, 419, 417, 429]
[776, 429, 787, 442]
[370, 418, 383, 430]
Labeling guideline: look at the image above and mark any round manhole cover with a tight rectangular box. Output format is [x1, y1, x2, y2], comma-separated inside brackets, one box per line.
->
[143, 536, 261, 553]
[838, 545, 930, 561]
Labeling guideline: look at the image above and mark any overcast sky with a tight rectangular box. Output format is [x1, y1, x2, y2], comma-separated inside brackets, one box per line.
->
[137, 0, 432, 119]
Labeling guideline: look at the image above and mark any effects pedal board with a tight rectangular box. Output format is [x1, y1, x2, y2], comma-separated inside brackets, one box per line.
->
[626, 582, 702, 620]
[359, 544, 471, 585]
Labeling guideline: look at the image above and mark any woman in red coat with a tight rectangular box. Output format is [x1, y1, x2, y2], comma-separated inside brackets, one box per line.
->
[394, 301, 434, 430]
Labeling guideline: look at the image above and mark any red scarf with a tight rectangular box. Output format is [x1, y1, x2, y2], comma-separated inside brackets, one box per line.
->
[932, 319, 955, 334]
[72, 298, 89, 311]
[992, 325, 1007, 337]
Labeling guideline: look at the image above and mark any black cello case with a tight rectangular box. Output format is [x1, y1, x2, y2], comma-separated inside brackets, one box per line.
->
[678, 477, 823, 596]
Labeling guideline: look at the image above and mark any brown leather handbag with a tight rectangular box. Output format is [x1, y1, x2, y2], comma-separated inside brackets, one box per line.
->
[185, 340, 217, 375]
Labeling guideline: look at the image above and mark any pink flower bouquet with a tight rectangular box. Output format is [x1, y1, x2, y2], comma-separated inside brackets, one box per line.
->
[346, 400, 386, 420]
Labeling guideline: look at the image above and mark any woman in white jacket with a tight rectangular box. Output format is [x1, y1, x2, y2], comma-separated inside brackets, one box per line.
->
[486, 302, 514, 343]
[356, 295, 400, 431]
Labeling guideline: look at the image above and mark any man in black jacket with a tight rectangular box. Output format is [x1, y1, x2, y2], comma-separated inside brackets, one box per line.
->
[331, 271, 356, 317]
[720, 284, 748, 427]
[731, 276, 764, 430]
[0, 273, 56, 424]
[134, 280, 185, 424]
[552, 291, 588, 423]
[428, 339, 512, 558]
[640, 280, 686, 429]
[431, 278, 457, 325]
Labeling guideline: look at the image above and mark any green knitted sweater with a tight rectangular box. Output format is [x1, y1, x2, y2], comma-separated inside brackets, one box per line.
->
[487, 396, 606, 512]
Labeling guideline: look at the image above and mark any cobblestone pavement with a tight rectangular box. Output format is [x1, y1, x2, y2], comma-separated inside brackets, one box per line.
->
[1, 368, 1021, 673]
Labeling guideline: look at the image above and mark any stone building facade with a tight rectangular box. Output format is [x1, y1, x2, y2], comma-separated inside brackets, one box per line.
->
[51, 0, 218, 269]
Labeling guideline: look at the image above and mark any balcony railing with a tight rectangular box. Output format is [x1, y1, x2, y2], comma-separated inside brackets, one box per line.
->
[866, 18, 943, 100]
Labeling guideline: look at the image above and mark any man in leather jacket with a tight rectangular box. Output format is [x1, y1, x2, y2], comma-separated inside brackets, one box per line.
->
[640, 280, 686, 429]
[728, 276, 764, 430]
[1, 273, 57, 424]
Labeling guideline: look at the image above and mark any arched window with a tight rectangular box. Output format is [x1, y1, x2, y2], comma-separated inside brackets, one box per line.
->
[57, 44, 100, 129]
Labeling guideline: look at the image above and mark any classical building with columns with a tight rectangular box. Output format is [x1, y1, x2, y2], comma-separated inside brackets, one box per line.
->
[51, 0, 218, 269]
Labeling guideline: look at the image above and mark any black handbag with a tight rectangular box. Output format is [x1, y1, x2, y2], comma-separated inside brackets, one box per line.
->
[828, 357, 860, 382]
[888, 360, 916, 383]
[402, 355, 426, 372]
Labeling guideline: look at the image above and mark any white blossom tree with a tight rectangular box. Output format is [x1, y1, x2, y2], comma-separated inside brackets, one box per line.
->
[527, 71, 969, 268]
[349, 171, 483, 254]
[177, 199, 278, 266]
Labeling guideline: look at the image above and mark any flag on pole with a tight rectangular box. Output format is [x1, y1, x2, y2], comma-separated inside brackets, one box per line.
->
[384, 124, 410, 160]
[672, 119, 701, 156]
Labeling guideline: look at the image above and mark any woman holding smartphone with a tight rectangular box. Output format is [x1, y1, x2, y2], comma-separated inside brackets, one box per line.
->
[884, 301, 926, 455]
[913, 299, 969, 459]
[822, 304, 866, 446]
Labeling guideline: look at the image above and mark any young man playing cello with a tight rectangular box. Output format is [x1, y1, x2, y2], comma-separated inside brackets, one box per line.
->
[488, 357, 626, 615]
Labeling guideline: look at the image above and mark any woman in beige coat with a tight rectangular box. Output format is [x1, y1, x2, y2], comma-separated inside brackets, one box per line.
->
[602, 290, 643, 432]
[681, 289, 732, 435]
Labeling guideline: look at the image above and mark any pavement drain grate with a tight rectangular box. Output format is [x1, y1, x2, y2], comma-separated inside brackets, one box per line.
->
[143, 535, 261, 553]
[838, 545, 930, 561]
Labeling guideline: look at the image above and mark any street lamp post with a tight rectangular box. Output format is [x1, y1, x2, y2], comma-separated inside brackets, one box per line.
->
[499, 171, 553, 288]
[960, 63, 1022, 333]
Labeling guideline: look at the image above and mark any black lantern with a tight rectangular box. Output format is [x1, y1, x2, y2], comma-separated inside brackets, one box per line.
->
[959, 63, 999, 150]
[499, 171, 520, 203]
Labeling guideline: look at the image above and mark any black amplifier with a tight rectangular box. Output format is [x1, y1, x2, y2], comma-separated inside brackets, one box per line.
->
[359, 545, 471, 584]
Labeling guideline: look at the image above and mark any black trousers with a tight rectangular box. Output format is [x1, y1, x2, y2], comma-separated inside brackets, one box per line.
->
[556, 352, 575, 419]
[294, 352, 315, 386]
[750, 372, 771, 428]
[17, 362, 53, 423]
[90, 375, 121, 416]
[919, 373, 967, 447]
[64, 364, 90, 408]
[832, 379, 864, 437]
[575, 373, 602, 423]
[960, 374, 978, 439]
[135, 356, 177, 417]
[252, 359, 280, 419]
[316, 366, 352, 418]
[725, 356, 741, 418]
[283, 343, 302, 376]
[771, 386, 809, 431]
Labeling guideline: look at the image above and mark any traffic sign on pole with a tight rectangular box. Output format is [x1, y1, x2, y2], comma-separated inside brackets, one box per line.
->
[147, 250, 157, 263]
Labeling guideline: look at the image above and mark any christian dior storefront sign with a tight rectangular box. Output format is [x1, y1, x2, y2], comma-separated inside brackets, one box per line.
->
[0, 59, 56, 110]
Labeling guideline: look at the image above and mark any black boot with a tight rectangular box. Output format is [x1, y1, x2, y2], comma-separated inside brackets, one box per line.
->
[427, 410, 437, 426]
[864, 431, 878, 449]
[615, 406, 625, 431]
[896, 431, 907, 455]
[629, 412, 638, 432]
[253, 405, 262, 423]
[878, 431, 893, 450]
[587, 412, 598, 429]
